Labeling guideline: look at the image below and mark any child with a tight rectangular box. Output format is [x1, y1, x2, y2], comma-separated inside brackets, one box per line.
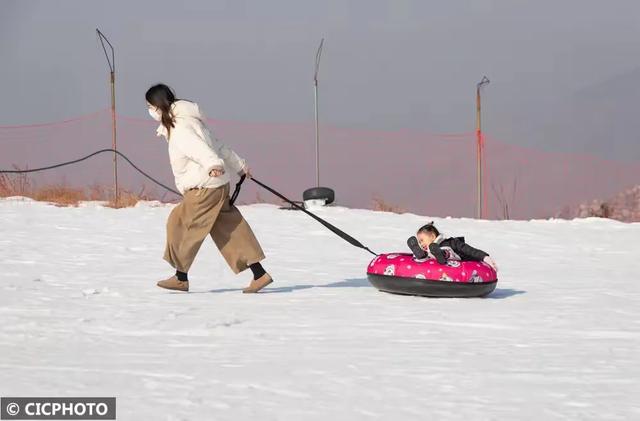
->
[407, 222, 498, 272]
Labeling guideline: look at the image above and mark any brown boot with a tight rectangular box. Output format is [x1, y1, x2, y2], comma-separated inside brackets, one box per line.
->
[242, 273, 273, 294]
[157, 275, 189, 292]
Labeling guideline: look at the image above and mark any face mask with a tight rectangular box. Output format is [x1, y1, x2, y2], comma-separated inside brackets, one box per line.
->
[148, 107, 162, 121]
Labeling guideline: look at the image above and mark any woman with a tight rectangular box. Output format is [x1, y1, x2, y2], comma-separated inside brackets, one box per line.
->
[146, 84, 272, 293]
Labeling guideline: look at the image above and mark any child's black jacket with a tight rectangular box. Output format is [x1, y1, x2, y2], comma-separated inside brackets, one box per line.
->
[428, 236, 489, 265]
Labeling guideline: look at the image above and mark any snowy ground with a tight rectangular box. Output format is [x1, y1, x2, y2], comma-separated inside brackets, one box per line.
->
[1, 198, 639, 420]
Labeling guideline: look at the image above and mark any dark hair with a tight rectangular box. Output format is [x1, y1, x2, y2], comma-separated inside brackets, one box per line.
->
[145, 84, 176, 138]
[417, 221, 440, 237]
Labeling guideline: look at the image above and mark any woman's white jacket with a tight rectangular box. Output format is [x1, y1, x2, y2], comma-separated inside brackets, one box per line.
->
[156, 100, 246, 194]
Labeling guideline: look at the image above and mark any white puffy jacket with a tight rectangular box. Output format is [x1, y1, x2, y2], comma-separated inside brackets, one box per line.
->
[156, 100, 246, 194]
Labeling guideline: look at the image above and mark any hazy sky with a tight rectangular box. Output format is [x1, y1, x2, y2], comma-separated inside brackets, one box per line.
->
[2, 0, 640, 158]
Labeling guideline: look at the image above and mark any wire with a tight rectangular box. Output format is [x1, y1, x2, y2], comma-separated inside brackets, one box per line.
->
[0, 148, 181, 197]
[314, 38, 324, 83]
[96, 29, 115, 73]
[1, 150, 378, 256]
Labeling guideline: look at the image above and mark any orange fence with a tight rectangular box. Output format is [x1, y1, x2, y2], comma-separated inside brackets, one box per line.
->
[1, 110, 639, 220]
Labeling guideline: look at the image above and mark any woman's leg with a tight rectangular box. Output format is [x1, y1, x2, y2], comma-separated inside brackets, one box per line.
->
[248, 262, 266, 280]
[209, 186, 266, 275]
[163, 187, 227, 274]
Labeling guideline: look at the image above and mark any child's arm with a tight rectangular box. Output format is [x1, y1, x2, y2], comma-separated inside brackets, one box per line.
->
[450, 238, 489, 262]
[407, 237, 428, 260]
[428, 243, 447, 265]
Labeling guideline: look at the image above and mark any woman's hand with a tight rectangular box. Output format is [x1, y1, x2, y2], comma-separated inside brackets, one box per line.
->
[209, 167, 225, 177]
[239, 165, 252, 179]
[483, 256, 498, 272]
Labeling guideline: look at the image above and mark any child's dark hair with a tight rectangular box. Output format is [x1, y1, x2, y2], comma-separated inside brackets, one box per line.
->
[417, 221, 440, 237]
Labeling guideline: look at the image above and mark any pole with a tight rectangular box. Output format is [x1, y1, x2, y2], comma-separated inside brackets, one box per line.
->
[314, 78, 319, 187]
[476, 76, 489, 219]
[110, 71, 118, 205]
[476, 85, 482, 219]
[314, 38, 324, 188]
[96, 29, 118, 206]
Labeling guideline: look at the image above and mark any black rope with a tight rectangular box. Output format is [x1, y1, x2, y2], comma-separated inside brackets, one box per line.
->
[0, 148, 182, 197]
[0, 149, 378, 256]
[229, 174, 246, 206]
[251, 177, 378, 256]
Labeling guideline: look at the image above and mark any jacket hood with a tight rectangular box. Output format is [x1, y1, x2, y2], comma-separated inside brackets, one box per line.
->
[156, 100, 203, 139]
[171, 100, 203, 120]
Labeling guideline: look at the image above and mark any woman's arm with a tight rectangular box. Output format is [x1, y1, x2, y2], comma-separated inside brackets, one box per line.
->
[174, 126, 225, 176]
[200, 126, 247, 175]
[215, 139, 247, 175]
[192, 103, 249, 176]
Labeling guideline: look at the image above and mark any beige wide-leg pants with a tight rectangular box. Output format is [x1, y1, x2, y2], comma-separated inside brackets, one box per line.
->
[163, 183, 265, 274]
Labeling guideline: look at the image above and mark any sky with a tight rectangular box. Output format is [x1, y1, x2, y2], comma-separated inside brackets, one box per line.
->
[2, 0, 640, 159]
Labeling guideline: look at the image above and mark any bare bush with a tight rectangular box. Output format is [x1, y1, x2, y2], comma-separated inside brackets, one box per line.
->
[372, 195, 405, 214]
[492, 176, 518, 220]
[0, 168, 156, 208]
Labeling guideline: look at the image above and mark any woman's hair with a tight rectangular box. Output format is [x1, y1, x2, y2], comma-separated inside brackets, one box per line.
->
[417, 221, 440, 237]
[145, 84, 176, 138]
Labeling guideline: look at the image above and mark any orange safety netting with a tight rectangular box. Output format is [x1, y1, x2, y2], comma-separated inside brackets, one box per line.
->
[1, 110, 639, 220]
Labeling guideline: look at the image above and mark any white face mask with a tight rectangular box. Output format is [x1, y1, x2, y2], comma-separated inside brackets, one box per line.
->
[148, 107, 162, 121]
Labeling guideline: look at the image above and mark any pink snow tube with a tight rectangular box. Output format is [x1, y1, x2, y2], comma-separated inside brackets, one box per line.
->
[367, 253, 498, 297]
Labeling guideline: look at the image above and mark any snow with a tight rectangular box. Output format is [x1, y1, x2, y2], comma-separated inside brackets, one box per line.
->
[1, 198, 639, 420]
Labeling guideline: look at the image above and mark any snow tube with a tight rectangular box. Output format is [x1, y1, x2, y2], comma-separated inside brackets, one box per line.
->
[367, 253, 497, 297]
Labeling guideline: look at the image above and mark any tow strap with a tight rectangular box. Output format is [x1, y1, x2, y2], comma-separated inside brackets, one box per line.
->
[231, 175, 378, 257]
